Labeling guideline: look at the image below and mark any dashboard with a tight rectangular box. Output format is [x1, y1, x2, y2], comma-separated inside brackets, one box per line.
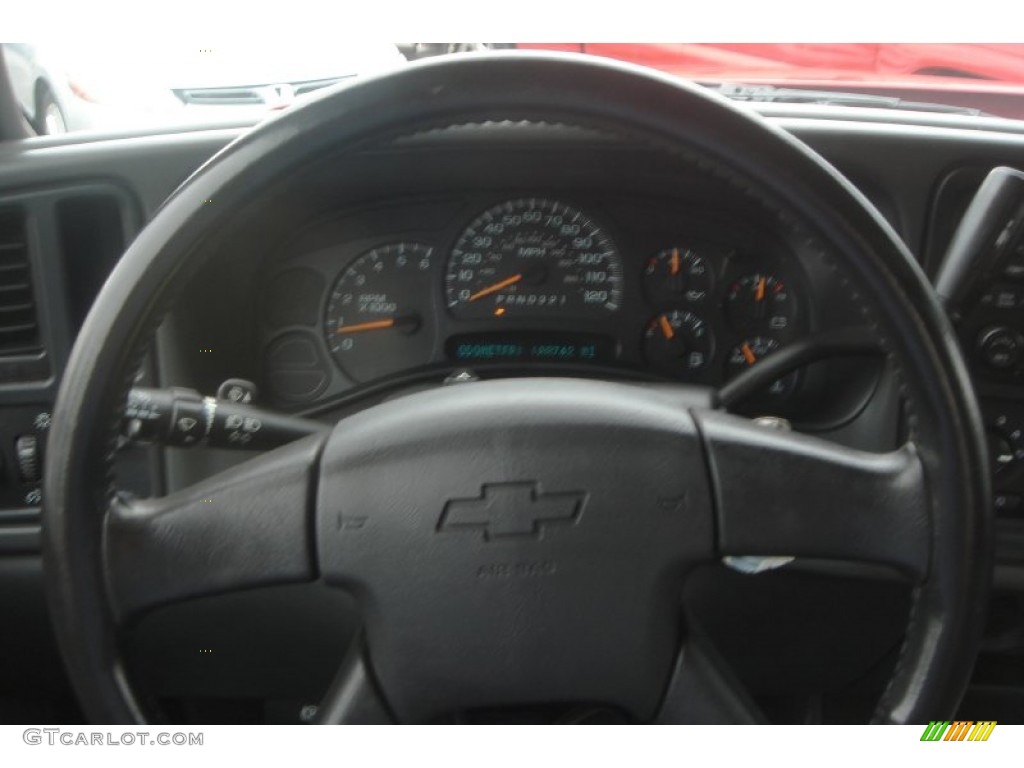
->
[2, 103, 1024, 724]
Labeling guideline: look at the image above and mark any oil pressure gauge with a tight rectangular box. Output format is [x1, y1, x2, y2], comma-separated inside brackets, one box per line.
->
[643, 247, 713, 306]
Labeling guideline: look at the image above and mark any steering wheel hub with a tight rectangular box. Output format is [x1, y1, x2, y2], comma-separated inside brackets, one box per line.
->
[318, 379, 713, 721]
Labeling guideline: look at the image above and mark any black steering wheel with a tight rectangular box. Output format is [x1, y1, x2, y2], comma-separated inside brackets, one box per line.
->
[42, 53, 991, 724]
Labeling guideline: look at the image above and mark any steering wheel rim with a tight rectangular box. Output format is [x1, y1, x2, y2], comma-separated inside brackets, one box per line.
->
[42, 52, 992, 724]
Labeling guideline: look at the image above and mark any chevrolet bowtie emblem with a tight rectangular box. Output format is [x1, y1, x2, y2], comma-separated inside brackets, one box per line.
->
[439, 482, 585, 540]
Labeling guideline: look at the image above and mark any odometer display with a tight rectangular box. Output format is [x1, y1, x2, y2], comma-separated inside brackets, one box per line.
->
[446, 333, 613, 364]
[445, 199, 622, 319]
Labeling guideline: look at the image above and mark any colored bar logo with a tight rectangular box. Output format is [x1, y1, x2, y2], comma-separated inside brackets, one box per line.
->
[920, 721, 997, 741]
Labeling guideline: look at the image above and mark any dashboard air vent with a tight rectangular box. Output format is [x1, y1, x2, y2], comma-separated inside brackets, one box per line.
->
[173, 77, 347, 107]
[0, 207, 42, 356]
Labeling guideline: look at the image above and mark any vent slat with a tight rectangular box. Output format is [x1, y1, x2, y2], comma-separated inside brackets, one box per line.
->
[0, 208, 43, 358]
[0, 301, 33, 312]
[0, 302, 33, 313]
[0, 321, 37, 334]
[173, 76, 346, 105]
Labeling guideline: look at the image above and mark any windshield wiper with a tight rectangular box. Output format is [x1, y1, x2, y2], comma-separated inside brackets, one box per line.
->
[704, 82, 988, 116]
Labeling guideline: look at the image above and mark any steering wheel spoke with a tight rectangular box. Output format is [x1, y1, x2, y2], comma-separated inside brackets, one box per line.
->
[315, 642, 396, 724]
[104, 433, 327, 622]
[695, 410, 930, 581]
[656, 622, 767, 724]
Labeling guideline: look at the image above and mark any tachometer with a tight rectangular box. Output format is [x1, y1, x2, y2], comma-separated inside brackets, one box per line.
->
[324, 242, 436, 382]
[445, 199, 622, 319]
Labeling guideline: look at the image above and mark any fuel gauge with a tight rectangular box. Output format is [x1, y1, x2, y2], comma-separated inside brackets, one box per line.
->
[644, 310, 714, 377]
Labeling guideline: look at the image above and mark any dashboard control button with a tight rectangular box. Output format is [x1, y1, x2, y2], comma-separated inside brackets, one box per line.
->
[1005, 262, 1024, 281]
[1004, 243, 1024, 280]
[976, 326, 1022, 370]
[985, 410, 1024, 476]
[988, 429, 1016, 474]
[995, 286, 1020, 309]
[980, 284, 1024, 309]
[14, 435, 40, 483]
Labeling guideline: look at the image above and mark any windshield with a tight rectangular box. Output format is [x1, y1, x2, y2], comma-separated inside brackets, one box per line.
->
[6, 42, 1024, 137]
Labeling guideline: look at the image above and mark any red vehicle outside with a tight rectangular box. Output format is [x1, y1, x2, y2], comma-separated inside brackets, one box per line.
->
[517, 44, 1024, 119]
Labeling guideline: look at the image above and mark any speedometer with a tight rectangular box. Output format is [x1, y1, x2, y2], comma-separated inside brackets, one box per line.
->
[445, 199, 622, 319]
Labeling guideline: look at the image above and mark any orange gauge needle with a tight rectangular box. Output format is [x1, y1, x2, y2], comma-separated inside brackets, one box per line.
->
[658, 314, 675, 340]
[670, 248, 681, 276]
[337, 319, 397, 333]
[336, 314, 420, 335]
[741, 342, 757, 365]
[468, 273, 523, 302]
[754, 276, 767, 302]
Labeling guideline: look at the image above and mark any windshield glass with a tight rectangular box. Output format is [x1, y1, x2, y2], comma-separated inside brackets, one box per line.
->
[6, 42, 1024, 137]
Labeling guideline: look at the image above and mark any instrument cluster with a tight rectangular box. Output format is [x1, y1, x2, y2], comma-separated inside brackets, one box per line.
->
[261, 195, 814, 411]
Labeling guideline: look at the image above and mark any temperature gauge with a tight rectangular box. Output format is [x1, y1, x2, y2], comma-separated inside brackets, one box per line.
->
[725, 337, 798, 400]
